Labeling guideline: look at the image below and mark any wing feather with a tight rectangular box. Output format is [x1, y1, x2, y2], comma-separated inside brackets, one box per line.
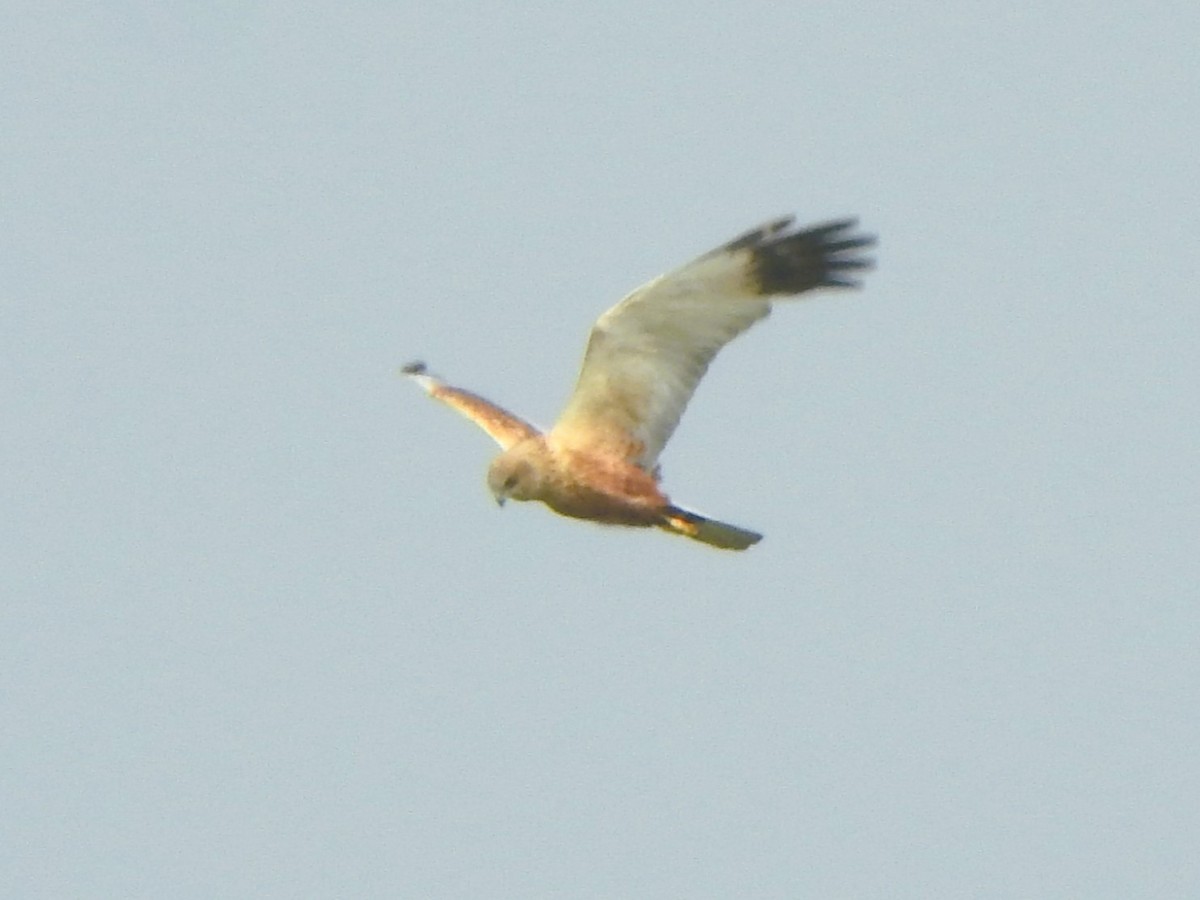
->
[402, 362, 540, 450]
[549, 217, 874, 469]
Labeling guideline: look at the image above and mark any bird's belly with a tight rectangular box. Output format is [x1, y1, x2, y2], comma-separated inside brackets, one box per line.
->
[535, 447, 669, 527]
[543, 486, 664, 527]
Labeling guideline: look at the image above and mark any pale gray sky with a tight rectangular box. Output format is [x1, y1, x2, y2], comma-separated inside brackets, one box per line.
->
[4, 3, 1198, 897]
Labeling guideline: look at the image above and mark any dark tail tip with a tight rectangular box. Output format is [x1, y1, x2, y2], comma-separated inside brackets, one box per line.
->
[662, 505, 763, 551]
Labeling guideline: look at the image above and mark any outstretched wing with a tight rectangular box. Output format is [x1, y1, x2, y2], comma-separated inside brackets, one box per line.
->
[402, 361, 540, 449]
[549, 217, 874, 469]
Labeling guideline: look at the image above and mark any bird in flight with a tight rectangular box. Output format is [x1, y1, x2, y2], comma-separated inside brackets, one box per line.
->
[403, 215, 875, 550]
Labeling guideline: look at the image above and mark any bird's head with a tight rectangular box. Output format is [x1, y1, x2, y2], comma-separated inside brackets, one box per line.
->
[486, 449, 541, 507]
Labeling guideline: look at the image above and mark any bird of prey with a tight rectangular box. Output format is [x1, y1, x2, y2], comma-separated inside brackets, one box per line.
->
[403, 215, 874, 550]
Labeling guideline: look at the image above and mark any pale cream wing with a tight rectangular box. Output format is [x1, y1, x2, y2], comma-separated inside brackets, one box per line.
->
[402, 362, 540, 449]
[549, 217, 875, 469]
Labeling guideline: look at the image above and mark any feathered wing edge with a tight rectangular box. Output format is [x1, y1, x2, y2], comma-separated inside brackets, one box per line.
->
[401, 361, 540, 450]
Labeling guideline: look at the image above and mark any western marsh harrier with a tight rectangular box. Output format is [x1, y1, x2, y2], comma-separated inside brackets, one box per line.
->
[403, 216, 874, 550]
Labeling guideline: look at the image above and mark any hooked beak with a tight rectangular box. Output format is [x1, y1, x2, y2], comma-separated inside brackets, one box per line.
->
[492, 491, 506, 508]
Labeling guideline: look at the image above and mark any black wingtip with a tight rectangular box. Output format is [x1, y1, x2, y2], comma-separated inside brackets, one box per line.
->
[718, 215, 797, 254]
[751, 217, 876, 296]
[401, 361, 427, 375]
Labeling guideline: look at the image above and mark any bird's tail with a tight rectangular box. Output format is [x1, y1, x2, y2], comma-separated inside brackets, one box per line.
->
[660, 505, 763, 551]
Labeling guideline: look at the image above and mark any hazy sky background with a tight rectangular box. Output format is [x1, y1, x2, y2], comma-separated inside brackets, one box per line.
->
[4, 3, 1198, 897]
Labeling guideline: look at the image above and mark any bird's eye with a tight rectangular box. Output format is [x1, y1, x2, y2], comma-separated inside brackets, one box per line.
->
[503, 473, 519, 490]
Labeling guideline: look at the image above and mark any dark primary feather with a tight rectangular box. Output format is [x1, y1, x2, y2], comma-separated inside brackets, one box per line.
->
[742, 218, 876, 295]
